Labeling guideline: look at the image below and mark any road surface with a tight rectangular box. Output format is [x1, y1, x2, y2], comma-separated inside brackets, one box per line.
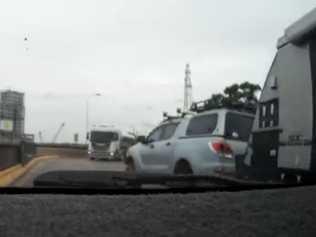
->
[12, 158, 126, 187]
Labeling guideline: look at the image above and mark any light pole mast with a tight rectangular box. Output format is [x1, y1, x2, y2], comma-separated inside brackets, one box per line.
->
[86, 93, 101, 143]
[86, 99, 89, 142]
[183, 63, 192, 112]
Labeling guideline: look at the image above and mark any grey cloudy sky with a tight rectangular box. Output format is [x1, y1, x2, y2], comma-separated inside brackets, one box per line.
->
[0, 0, 315, 142]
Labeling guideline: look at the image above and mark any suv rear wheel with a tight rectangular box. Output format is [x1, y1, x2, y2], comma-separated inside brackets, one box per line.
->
[174, 160, 193, 175]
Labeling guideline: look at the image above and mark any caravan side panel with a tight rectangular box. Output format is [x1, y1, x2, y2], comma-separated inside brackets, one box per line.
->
[277, 43, 313, 170]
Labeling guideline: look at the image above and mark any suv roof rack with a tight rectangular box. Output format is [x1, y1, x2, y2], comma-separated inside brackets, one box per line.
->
[162, 112, 182, 122]
[190, 99, 257, 114]
[160, 108, 196, 123]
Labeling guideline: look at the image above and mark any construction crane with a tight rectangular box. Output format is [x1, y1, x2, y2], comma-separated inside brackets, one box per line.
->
[183, 63, 193, 112]
[52, 122, 65, 143]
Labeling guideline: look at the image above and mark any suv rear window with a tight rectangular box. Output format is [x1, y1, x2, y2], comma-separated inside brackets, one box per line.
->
[225, 113, 254, 141]
[186, 114, 218, 136]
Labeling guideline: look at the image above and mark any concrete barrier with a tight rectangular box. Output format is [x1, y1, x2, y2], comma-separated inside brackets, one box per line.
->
[0, 142, 36, 171]
[0, 143, 86, 186]
[36, 145, 88, 159]
[0, 144, 20, 171]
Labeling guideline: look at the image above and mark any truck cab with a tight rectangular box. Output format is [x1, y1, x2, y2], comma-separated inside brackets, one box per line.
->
[87, 127, 135, 160]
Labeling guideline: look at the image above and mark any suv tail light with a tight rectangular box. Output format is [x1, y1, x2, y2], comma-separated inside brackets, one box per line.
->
[209, 141, 233, 159]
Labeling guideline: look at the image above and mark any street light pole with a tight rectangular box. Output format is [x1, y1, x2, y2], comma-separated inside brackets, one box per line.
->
[85, 93, 101, 143]
[86, 99, 89, 143]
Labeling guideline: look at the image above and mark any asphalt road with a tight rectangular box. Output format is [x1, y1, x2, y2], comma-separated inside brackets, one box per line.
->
[4, 157, 316, 236]
[2, 185, 316, 236]
[12, 158, 126, 187]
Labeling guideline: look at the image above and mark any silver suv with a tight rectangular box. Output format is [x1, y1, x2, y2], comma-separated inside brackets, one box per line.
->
[125, 109, 254, 176]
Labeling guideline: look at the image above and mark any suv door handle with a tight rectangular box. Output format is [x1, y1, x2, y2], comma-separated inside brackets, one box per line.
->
[166, 142, 171, 146]
[149, 144, 154, 149]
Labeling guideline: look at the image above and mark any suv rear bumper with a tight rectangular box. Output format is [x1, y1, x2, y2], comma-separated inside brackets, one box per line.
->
[194, 161, 236, 176]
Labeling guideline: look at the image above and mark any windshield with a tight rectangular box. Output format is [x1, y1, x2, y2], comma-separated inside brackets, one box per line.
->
[90, 131, 118, 143]
[1, 1, 315, 193]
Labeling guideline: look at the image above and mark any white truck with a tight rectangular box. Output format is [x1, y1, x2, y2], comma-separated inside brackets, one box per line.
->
[87, 126, 135, 161]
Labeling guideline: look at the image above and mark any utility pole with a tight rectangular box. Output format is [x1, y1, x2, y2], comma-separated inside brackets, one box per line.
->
[38, 131, 43, 143]
[74, 133, 79, 144]
[183, 63, 193, 112]
[85, 93, 101, 143]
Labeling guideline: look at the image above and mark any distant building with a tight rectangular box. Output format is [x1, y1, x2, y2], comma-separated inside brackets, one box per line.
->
[0, 90, 25, 143]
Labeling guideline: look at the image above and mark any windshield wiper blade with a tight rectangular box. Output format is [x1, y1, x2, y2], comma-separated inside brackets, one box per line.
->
[34, 171, 133, 189]
[33, 170, 302, 190]
[33, 170, 238, 188]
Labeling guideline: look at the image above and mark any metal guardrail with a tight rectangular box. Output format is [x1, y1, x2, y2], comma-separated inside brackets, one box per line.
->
[0, 143, 20, 171]
[36, 143, 88, 150]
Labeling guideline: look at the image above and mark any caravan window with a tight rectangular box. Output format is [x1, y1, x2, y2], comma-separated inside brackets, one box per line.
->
[270, 103, 274, 115]
[259, 99, 279, 128]
[262, 105, 266, 117]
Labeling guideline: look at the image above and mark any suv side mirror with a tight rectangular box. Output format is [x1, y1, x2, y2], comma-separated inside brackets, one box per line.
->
[136, 136, 146, 144]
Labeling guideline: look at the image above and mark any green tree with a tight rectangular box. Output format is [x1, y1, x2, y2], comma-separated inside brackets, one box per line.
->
[208, 93, 225, 108]
[223, 83, 242, 106]
[239, 82, 261, 104]
[202, 81, 261, 112]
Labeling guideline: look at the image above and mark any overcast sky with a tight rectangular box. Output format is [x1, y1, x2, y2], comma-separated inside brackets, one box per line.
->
[0, 0, 315, 143]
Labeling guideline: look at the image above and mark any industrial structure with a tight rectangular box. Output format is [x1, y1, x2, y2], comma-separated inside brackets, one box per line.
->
[183, 64, 193, 112]
[0, 90, 36, 171]
[0, 90, 25, 144]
